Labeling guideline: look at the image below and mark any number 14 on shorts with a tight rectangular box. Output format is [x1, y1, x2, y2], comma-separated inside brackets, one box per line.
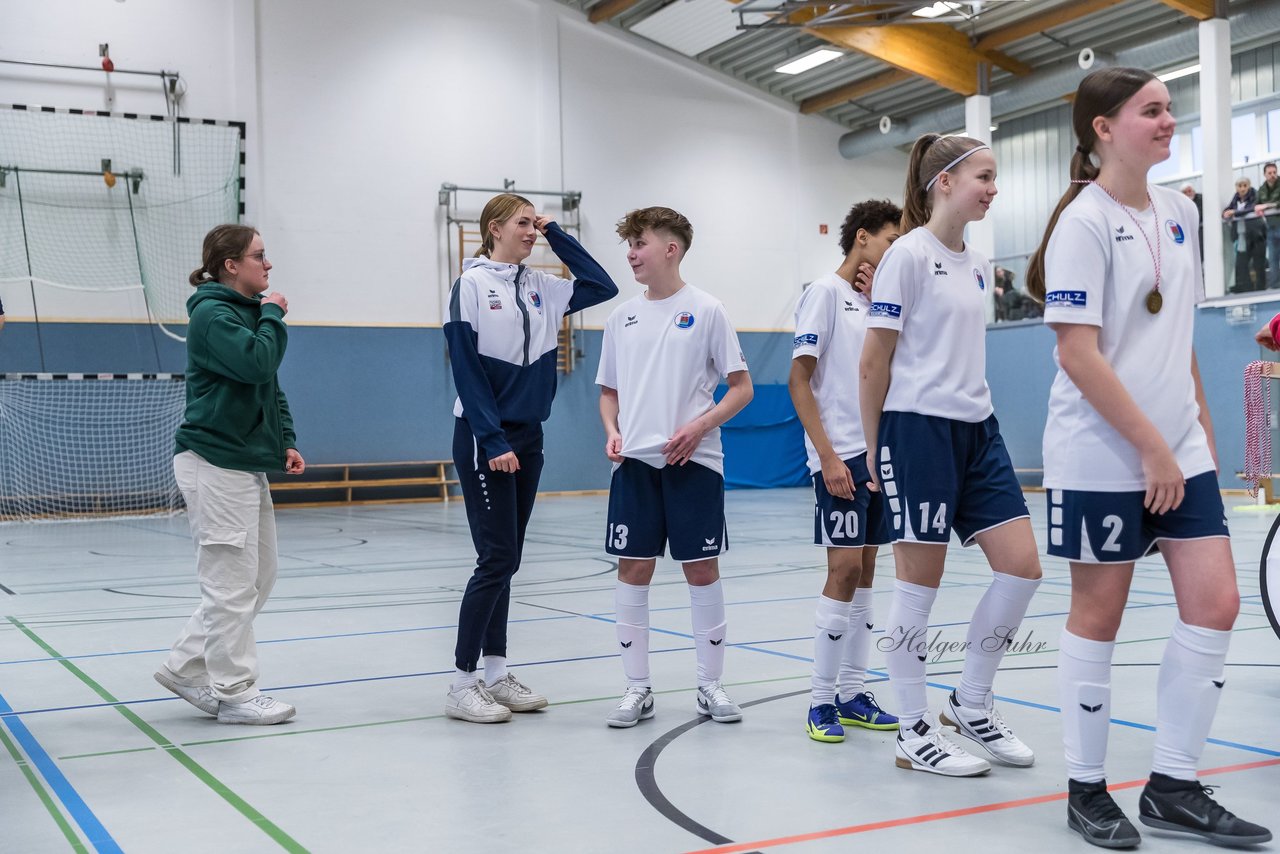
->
[918, 502, 947, 535]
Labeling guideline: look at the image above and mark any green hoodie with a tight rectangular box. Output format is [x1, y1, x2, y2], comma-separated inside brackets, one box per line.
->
[174, 283, 296, 472]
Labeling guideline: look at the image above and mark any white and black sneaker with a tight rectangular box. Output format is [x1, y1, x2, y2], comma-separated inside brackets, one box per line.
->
[695, 681, 742, 723]
[939, 689, 1034, 767]
[1067, 778, 1141, 849]
[894, 717, 990, 777]
[606, 687, 655, 728]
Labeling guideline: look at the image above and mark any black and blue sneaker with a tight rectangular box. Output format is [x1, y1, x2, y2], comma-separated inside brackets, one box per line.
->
[835, 691, 899, 731]
[1066, 778, 1141, 849]
[1138, 772, 1271, 847]
[806, 703, 845, 743]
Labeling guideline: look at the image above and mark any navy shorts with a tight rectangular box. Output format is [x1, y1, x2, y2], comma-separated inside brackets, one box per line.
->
[876, 411, 1028, 546]
[813, 453, 892, 548]
[606, 459, 727, 562]
[1046, 471, 1229, 563]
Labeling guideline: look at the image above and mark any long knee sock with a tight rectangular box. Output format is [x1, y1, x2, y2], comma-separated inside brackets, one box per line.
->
[615, 581, 651, 689]
[840, 586, 875, 698]
[884, 579, 938, 729]
[1058, 629, 1115, 784]
[1152, 619, 1231, 781]
[811, 594, 851, 706]
[957, 571, 1041, 708]
[689, 580, 726, 686]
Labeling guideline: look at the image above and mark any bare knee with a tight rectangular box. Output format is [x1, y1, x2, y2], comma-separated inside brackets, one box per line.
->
[618, 559, 656, 586]
[1181, 590, 1240, 632]
[683, 559, 720, 587]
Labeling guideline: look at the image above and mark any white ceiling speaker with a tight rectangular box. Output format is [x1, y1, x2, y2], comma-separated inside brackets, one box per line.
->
[879, 115, 892, 134]
[1078, 47, 1097, 70]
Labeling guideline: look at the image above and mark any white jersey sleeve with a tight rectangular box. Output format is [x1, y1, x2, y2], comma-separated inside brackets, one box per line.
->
[596, 311, 619, 389]
[866, 241, 914, 331]
[1042, 208, 1109, 327]
[709, 304, 748, 377]
[793, 283, 834, 360]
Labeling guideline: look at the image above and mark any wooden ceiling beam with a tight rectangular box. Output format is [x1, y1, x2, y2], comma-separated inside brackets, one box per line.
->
[813, 23, 988, 95]
[587, 0, 645, 25]
[799, 68, 911, 114]
[976, 0, 1126, 51]
[1156, 0, 1216, 20]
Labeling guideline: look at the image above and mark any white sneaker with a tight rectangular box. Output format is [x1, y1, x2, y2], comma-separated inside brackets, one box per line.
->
[445, 682, 512, 723]
[939, 690, 1035, 767]
[153, 671, 219, 716]
[606, 688, 655, 728]
[895, 717, 991, 777]
[481, 673, 548, 712]
[696, 681, 743, 723]
[216, 695, 296, 726]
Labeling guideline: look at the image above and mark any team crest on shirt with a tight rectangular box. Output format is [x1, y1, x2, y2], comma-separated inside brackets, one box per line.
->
[1166, 220, 1186, 244]
[674, 312, 695, 329]
[1045, 290, 1087, 307]
[973, 268, 986, 291]
[933, 261, 948, 276]
[487, 289, 503, 310]
[528, 291, 542, 308]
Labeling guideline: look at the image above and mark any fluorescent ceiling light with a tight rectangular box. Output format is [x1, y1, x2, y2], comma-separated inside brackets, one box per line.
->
[1157, 64, 1200, 82]
[776, 48, 842, 75]
[912, 2, 962, 18]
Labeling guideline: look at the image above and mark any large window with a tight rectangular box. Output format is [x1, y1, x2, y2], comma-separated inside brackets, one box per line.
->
[1269, 107, 1280, 155]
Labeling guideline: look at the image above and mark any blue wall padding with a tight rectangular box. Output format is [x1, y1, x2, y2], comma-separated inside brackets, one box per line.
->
[715, 383, 809, 490]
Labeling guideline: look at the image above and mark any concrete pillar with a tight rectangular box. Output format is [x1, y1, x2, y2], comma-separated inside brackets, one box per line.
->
[965, 92, 996, 321]
[1199, 16, 1231, 298]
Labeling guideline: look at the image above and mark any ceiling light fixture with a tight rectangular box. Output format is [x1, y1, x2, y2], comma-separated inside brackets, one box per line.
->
[1157, 64, 1200, 82]
[776, 48, 842, 75]
[912, 2, 963, 19]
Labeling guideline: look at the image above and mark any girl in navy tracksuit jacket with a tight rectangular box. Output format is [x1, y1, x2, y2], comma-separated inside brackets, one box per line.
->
[443, 193, 617, 723]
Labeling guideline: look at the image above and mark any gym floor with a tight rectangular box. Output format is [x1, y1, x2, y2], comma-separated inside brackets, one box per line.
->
[2, 488, 1277, 854]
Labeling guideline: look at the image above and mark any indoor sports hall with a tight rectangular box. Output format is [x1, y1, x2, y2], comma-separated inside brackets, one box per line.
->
[2, 2, 1280, 853]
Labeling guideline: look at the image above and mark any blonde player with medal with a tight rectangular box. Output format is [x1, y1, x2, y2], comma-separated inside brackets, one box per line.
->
[1027, 67, 1269, 848]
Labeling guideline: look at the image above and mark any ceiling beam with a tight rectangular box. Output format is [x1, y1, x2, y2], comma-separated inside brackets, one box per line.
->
[813, 23, 991, 95]
[587, 0, 645, 25]
[799, 68, 911, 114]
[975, 0, 1126, 51]
[1156, 0, 1216, 20]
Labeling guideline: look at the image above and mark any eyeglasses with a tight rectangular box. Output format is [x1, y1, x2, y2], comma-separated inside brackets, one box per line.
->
[242, 251, 267, 263]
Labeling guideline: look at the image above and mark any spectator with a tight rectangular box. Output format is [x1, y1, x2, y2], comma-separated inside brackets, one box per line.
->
[1181, 183, 1204, 261]
[1223, 177, 1267, 292]
[993, 266, 1009, 321]
[1255, 162, 1280, 288]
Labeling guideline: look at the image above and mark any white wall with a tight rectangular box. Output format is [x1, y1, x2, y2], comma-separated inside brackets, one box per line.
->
[0, 0, 906, 329]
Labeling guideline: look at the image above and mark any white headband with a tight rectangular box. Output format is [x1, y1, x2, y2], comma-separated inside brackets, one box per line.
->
[924, 145, 990, 192]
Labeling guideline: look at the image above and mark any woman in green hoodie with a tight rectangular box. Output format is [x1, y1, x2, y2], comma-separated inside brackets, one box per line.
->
[154, 224, 302, 726]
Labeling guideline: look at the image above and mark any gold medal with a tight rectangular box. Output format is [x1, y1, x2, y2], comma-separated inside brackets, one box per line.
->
[1146, 290, 1162, 314]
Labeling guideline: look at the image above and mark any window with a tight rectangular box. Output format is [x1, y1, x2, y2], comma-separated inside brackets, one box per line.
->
[1232, 112, 1257, 163]
[1268, 108, 1280, 155]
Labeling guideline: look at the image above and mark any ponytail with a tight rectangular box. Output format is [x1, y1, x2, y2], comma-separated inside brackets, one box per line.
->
[1026, 147, 1100, 302]
[900, 133, 989, 232]
[475, 193, 534, 258]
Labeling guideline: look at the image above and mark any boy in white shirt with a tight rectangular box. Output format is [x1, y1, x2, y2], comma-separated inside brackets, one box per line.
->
[597, 207, 754, 728]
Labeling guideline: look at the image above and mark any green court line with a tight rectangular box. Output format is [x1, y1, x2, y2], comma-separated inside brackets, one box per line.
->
[7, 617, 309, 854]
[0, 722, 87, 852]
[59, 746, 157, 761]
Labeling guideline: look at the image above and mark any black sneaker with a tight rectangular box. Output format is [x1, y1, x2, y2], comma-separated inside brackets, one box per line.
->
[1138, 772, 1272, 847]
[1066, 778, 1141, 849]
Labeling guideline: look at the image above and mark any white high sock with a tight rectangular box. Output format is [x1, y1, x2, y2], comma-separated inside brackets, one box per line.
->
[453, 668, 478, 691]
[811, 594, 851, 706]
[1152, 619, 1231, 781]
[689, 580, 726, 686]
[1058, 629, 1115, 784]
[483, 655, 508, 685]
[840, 586, 875, 698]
[957, 571, 1040, 708]
[614, 581, 651, 689]
[884, 579, 938, 729]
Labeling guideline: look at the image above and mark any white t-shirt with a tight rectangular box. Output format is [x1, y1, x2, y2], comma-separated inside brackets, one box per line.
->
[597, 284, 748, 475]
[865, 227, 994, 422]
[1042, 182, 1213, 491]
[792, 272, 872, 472]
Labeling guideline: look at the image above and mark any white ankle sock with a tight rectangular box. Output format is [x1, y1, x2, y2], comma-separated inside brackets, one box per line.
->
[615, 581, 651, 689]
[840, 586, 875, 698]
[811, 594, 851, 706]
[884, 579, 938, 729]
[1152, 619, 1231, 781]
[689, 580, 726, 686]
[1058, 629, 1115, 784]
[483, 655, 508, 685]
[453, 668, 478, 691]
[957, 571, 1040, 708]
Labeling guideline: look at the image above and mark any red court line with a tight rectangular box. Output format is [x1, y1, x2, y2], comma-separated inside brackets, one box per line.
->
[685, 757, 1280, 854]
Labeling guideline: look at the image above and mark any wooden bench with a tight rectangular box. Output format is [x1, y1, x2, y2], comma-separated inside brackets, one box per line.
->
[267, 460, 458, 508]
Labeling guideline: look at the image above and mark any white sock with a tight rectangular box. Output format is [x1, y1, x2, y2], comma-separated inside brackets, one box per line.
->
[811, 594, 851, 706]
[884, 579, 938, 729]
[483, 655, 507, 685]
[453, 668, 478, 691]
[1058, 629, 1115, 784]
[957, 571, 1040, 708]
[840, 586, 875, 699]
[615, 581, 651, 689]
[1152, 619, 1231, 781]
[689, 580, 726, 686]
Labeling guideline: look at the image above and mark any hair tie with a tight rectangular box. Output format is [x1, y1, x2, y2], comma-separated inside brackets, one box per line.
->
[1076, 144, 1089, 155]
[924, 145, 990, 193]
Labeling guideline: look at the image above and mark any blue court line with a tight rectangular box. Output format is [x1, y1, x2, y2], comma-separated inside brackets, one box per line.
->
[0, 688, 120, 852]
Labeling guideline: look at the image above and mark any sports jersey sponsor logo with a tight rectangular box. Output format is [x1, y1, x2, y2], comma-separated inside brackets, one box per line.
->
[973, 268, 986, 291]
[674, 312, 695, 329]
[1045, 290, 1088, 307]
[528, 291, 542, 308]
[843, 299, 857, 312]
[794, 333, 818, 348]
[1166, 220, 1185, 244]
[869, 302, 901, 318]
[1114, 225, 1134, 242]
[624, 314, 639, 328]
[702, 536, 718, 552]
[487, 289, 503, 310]
[932, 261, 948, 276]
